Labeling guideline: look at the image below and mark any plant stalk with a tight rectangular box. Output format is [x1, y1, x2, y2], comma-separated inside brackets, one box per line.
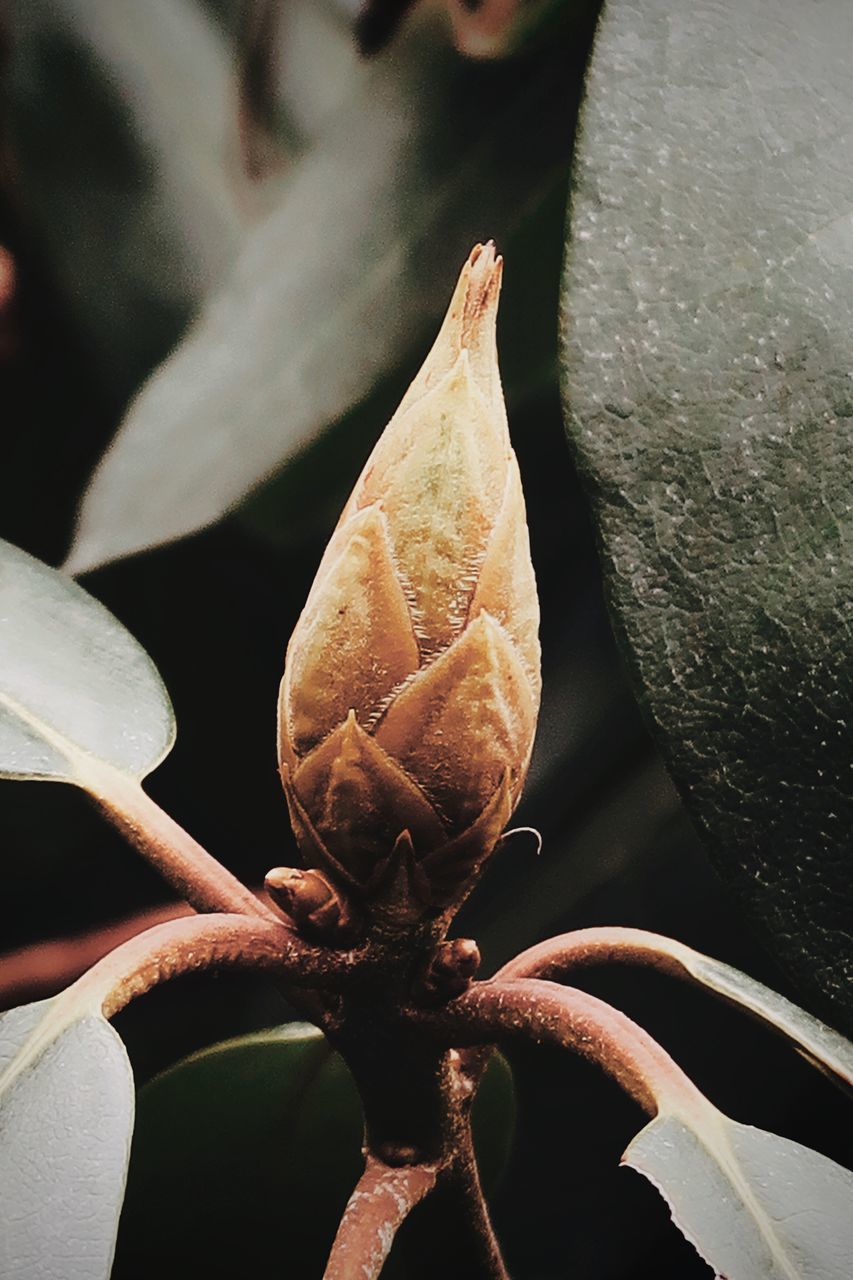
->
[419, 977, 707, 1119]
[68, 912, 365, 1019]
[323, 1157, 438, 1280]
[495, 927, 853, 1092]
[86, 765, 278, 921]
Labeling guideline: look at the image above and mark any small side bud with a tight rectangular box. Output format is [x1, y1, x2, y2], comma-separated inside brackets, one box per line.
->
[417, 938, 482, 1003]
[279, 244, 540, 923]
[265, 866, 360, 944]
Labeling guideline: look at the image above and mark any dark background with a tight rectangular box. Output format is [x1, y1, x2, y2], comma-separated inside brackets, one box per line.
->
[0, 3, 849, 1277]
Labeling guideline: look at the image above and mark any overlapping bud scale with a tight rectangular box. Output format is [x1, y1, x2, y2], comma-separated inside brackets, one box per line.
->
[279, 244, 540, 918]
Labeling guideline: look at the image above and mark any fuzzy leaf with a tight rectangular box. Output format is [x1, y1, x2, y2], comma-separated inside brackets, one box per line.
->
[0, 538, 174, 785]
[66, 14, 589, 572]
[561, 0, 853, 1029]
[0, 999, 135, 1280]
[625, 1108, 853, 1280]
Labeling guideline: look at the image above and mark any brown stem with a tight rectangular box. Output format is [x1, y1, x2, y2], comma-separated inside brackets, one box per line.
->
[68, 912, 365, 1020]
[494, 927, 853, 1092]
[420, 978, 706, 1119]
[89, 768, 278, 922]
[0, 885, 290, 1010]
[237, 0, 286, 183]
[447, 1153, 509, 1280]
[395, 1132, 509, 1280]
[495, 925, 700, 984]
[323, 1157, 438, 1280]
[0, 901, 194, 1010]
[319, 933, 511, 1280]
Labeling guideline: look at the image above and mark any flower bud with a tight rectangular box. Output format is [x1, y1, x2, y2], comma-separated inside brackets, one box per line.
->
[278, 243, 540, 921]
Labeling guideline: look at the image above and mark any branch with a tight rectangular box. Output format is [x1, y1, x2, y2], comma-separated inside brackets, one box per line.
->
[495, 926, 853, 1091]
[496, 925, 710, 984]
[88, 765, 278, 921]
[65, 912, 365, 1020]
[0, 900, 193, 1010]
[421, 978, 707, 1119]
[323, 1157, 438, 1280]
[406, 1142, 509, 1280]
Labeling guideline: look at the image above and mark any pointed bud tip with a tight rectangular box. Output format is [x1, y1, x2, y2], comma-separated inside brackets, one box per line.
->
[459, 241, 503, 345]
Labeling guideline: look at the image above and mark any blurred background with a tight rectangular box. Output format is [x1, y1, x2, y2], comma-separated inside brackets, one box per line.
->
[0, 2, 848, 1277]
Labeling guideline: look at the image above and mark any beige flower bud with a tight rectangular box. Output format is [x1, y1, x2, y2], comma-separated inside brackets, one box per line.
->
[278, 243, 540, 921]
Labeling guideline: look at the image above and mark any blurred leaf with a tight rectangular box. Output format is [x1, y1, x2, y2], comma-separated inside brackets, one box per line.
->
[625, 1107, 853, 1279]
[0, 537, 174, 783]
[561, 0, 853, 1030]
[5, 0, 244, 400]
[116, 1022, 514, 1279]
[265, 0, 364, 149]
[0, 997, 134, 1280]
[66, 12, 593, 571]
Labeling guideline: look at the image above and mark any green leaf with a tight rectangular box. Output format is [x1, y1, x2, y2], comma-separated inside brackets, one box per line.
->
[66, 12, 590, 572]
[560, 0, 853, 1029]
[625, 1107, 853, 1280]
[0, 998, 135, 1280]
[116, 1023, 514, 1277]
[5, 0, 243, 400]
[0, 537, 174, 785]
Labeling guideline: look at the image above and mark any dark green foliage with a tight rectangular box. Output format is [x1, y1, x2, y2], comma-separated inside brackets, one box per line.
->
[562, 0, 853, 1031]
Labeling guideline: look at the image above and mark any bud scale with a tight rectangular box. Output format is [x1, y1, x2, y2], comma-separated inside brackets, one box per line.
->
[279, 244, 540, 921]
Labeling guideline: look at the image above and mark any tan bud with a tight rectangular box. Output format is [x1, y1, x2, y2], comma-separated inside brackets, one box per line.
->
[279, 243, 540, 920]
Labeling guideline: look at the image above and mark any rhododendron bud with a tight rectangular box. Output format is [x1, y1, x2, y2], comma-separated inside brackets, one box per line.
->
[278, 243, 540, 922]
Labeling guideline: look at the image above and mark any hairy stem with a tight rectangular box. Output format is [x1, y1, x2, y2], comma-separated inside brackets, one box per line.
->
[0, 900, 193, 1010]
[495, 927, 853, 1091]
[85, 764, 277, 921]
[496, 925, 711, 983]
[395, 1132, 509, 1280]
[323, 1157, 438, 1280]
[422, 978, 706, 1119]
[320, 938, 511, 1280]
[68, 912, 363, 1019]
[447, 1154, 509, 1280]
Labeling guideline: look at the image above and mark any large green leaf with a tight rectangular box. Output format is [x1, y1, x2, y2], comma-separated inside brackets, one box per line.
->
[0, 997, 135, 1280]
[66, 12, 591, 572]
[116, 1023, 514, 1278]
[0, 537, 174, 785]
[561, 0, 853, 1029]
[625, 1107, 853, 1280]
